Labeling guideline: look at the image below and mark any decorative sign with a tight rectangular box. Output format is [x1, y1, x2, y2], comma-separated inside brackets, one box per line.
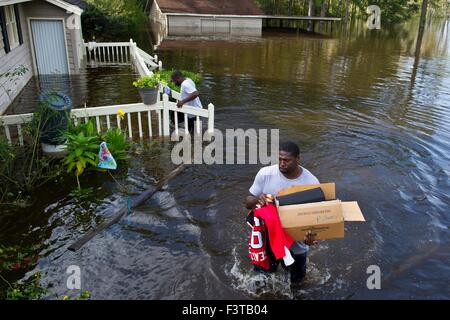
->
[98, 142, 117, 170]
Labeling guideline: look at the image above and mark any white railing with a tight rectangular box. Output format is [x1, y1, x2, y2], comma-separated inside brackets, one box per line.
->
[84, 41, 131, 64]
[0, 41, 215, 145]
[0, 94, 214, 145]
[84, 40, 162, 73]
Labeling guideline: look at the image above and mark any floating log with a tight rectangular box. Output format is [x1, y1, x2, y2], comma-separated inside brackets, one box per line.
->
[68, 164, 186, 251]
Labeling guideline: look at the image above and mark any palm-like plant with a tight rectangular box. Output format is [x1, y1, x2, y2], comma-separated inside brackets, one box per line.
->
[64, 132, 100, 190]
[103, 128, 129, 161]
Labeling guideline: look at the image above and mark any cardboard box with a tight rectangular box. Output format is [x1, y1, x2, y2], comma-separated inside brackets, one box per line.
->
[276, 183, 365, 241]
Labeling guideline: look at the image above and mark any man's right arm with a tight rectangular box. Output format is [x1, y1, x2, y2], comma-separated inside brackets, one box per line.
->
[246, 169, 266, 209]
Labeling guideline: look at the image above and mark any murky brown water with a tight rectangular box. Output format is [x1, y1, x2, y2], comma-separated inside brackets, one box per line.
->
[1, 19, 449, 299]
[5, 65, 140, 115]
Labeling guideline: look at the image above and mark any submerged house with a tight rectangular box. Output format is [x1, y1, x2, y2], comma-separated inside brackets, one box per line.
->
[150, 0, 264, 38]
[0, 0, 85, 114]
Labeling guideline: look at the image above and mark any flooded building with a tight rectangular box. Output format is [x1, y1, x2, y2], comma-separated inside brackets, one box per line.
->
[0, 0, 85, 114]
[150, 0, 264, 38]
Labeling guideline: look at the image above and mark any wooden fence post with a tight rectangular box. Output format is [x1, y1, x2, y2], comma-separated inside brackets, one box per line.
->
[208, 103, 215, 134]
[162, 93, 170, 136]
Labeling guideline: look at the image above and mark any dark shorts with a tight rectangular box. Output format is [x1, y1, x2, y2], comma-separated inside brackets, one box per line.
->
[170, 111, 196, 132]
[288, 252, 307, 284]
[253, 251, 307, 284]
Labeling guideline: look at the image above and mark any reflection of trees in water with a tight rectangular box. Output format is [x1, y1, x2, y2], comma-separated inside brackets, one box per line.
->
[156, 18, 449, 134]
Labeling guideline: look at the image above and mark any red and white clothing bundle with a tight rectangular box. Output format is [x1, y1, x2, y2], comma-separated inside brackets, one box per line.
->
[248, 203, 295, 270]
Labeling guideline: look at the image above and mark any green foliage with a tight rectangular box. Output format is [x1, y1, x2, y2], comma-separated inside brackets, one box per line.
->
[77, 290, 92, 300]
[61, 290, 92, 300]
[0, 65, 29, 101]
[0, 245, 38, 272]
[254, 0, 444, 24]
[132, 73, 165, 89]
[63, 118, 131, 189]
[0, 245, 44, 300]
[0, 137, 13, 166]
[64, 119, 100, 189]
[0, 102, 64, 205]
[68, 187, 95, 199]
[352, 0, 421, 23]
[82, 0, 148, 41]
[64, 131, 99, 189]
[66, 118, 130, 162]
[3, 272, 47, 300]
[0, 65, 28, 79]
[104, 128, 129, 161]
[30, 100, 69, 145]
[158, 69, 202, 92]
[67, 118, 99, 138]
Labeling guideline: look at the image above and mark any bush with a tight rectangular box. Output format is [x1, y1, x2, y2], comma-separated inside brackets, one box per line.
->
[104, 128, 129, 161]
[64, 130, 100, 189]
[82, 0, 148, 42]
[0, 103, 64, 205]
[4, 272, 47, 300]
[63, 118, 131, 190]
[158, 69, 202, 92]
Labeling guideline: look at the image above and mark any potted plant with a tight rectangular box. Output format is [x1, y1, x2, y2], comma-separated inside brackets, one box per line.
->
[30, 91, 72, 157]
[132, 73, 164, 105]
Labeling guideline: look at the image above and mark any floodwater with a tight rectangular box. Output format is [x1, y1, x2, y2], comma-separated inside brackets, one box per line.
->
[1, 19, 449, 300]
[5, 65, 140, 115]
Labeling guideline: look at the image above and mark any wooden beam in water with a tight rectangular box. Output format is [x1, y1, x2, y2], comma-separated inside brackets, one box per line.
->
[67, 164, 186, 251]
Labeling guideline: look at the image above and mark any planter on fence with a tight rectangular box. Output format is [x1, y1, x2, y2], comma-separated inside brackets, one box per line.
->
[137, 87, 158, 105]
[133, 74, 164, 105]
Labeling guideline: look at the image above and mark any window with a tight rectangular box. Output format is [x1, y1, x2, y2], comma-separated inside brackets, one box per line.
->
[0, 4, 23, 53]
[5, 5, 19, 50]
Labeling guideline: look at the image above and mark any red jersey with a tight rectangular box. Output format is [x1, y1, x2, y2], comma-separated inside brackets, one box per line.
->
[248, 214, 271, 270]
[248, 203, 295, 270]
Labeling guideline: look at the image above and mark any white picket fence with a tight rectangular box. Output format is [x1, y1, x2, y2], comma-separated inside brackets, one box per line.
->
[0, 40, 215, 145]
[84, 40, 162, 72]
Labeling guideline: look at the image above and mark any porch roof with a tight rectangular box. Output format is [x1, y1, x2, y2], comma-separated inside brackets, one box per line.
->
[0, 0, 85, 14]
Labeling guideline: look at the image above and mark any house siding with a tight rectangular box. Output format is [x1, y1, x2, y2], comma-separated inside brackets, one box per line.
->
[167, 15, 262, 37]
[22, 0, 80, 75]
[0, 0, 85, 114]
[0, 3, 33, 115]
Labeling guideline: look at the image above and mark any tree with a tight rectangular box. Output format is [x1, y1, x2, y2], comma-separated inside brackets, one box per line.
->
[307, 0, 316, 31]
[411, 0, 429, 88]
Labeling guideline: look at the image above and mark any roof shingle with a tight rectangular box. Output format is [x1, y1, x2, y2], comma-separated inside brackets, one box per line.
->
[63, 0, 86, 10]
[156, 0, 263, 15]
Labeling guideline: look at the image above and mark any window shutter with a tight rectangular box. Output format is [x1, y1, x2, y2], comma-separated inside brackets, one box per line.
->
[14, 4, 23, 45]
[0, 7, 10, 53]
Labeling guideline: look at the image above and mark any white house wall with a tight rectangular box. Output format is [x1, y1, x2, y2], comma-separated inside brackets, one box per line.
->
[167, 16, 262, 37]
[0, 3, 33, 115]
[22, 0, 80, 74]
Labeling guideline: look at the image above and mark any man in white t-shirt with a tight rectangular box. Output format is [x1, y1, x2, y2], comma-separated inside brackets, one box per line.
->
[245, 141, 319, 284]
[171, 70, 203, 132]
